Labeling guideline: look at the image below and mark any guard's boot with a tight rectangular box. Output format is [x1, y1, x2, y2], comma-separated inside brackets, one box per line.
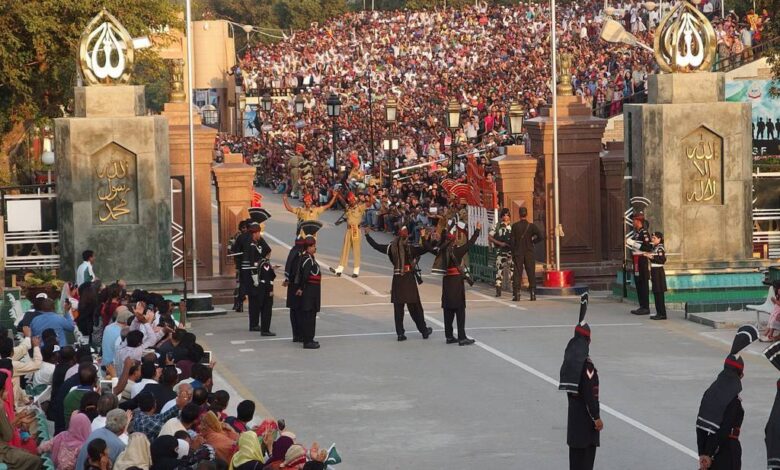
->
[495, 286, 502, 298]
[512, 290, 520, 301]
[530, 289, 537, 301]
[233, 299, 243, 312]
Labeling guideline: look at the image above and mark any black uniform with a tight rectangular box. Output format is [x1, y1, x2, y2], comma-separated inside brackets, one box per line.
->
[696, 325, 758, 470]
[366, 233, 432, 338]
[247, 259, 276, 332]
[229, 230, 247, 311]
[764, 343, 780, 469]
[293, 252, 321, 345]
[629, 226, 651, 312]
[240, 235, 272, 331]
[509, 218, 544, 297]
[649, 243, 667, 318]
[560, 294, 600, 470]
[284, 242, 305, 342]
[438, 229, 480, 342]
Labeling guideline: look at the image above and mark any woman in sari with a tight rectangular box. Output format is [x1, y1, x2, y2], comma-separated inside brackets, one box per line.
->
[38, 412, 92, 470]
[0, 368, 41, 470]
[114, 432, 152, 470]
[200, 410, 239, 462]
[229, 431, 266, 470]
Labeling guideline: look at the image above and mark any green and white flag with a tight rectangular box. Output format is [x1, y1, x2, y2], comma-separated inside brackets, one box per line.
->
[325, 443, 342, 466]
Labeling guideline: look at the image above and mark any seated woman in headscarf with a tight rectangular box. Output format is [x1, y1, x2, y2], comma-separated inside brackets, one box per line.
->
[0, 368, 42, 470]
[150, 435, 185, 470]
[114, 432, 152, 470]
[200, 410, 239, 462]
[38, 411, 92, 470]
[262, 434, 293, 470]
[229, 431, 266, 470]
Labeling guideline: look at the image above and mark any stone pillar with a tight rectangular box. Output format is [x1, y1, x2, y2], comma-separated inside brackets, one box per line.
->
[213, 153, 255, 277]
[600, 143, 625, 261]
[525, 96, 608, 265]
[492, 145, 538, 224]
[55, 86, 173, 283]
[625, 72, 753, 267]
[162, 102, 217, 278]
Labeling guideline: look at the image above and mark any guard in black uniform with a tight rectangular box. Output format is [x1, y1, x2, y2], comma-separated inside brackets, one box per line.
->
[626, 213, 651, 315]
[240, 209, 272, 332]
[763, 341, 780, 470]
[696, 325, 758, 470]
[244, 209, 275, 335]
[509, 207, 544, 301]
[559, 293, 602, 470]
[293, 222, 322, 350]
[435, 222, 481, 346]
[365, 225, 434, 342]
[229, 220, 250, 312]
[646, 231, 667, 320]
[284, 225, 316, 343]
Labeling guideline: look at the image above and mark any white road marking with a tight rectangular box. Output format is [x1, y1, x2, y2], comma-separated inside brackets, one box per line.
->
[205, 333, 214, 336]
[267, 299, 523, 311]
[263, 231, 387, 297]
[238, 348, 255, 352]
[470, 289, 528, 310]
[229, 323, 643, 344]
[423, 314, 699, 460]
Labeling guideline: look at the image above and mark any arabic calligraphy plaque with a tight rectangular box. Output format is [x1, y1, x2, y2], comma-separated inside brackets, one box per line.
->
[681, 126, 723, 205]
[91, 143, 139, 224]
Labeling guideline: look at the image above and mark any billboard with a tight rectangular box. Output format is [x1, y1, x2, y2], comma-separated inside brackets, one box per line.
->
[725, 79, 780, 158]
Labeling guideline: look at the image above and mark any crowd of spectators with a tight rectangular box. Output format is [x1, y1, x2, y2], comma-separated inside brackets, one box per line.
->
[1, 269, 335, 469]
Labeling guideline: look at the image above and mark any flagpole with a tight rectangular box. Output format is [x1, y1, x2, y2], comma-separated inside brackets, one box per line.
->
[185, 0, 198, 294]
[551, 0, 561, 273]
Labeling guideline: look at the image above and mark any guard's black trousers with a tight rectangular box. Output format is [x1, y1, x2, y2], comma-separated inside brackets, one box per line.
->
[394, 302, 428, 336]
[443, 307, 466, 340]
[636, 257, 650, 309]
[513, 252, 536, 293]
[653, 290, 667, 317]
[248, 294, 272, 331]
[290, 308, 301, 340]
[299, 309, 317, 343]
[569, 446, 596, 470]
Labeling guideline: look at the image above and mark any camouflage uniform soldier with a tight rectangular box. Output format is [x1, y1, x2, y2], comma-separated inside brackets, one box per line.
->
[488, 208, 514, 298]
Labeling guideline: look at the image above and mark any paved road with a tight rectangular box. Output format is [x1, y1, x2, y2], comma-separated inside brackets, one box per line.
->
[193, 189, 777, 469]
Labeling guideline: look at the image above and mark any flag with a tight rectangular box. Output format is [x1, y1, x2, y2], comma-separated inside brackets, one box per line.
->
[251, 190, 263, 207]
[325, 444, 341, 466]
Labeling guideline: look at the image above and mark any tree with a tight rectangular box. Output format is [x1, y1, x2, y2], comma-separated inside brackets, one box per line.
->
[0, 0, 181, 157]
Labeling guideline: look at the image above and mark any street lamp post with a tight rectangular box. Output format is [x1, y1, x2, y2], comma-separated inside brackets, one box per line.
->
[385, 95, 398, 187]
[327, 93, 342, 169]
[237, 91, 246, 136]
[382, 138, 399, 188]
[294, 94, 305, 142]
[41, 135, 55, 190]
[366, 71, 376, 168]
[508, 101, 525, 145]
[446, 98, 461, 174]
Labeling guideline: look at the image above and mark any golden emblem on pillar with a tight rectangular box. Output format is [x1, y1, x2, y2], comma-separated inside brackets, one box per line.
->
[169, 59, 186, 103]
[653, 0, 717, 73]
[78, 9, 135, 85]
[557, 52, 574, 96]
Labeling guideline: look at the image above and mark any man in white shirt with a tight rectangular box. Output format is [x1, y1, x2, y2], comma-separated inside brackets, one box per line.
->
[75, 249, 96, 286]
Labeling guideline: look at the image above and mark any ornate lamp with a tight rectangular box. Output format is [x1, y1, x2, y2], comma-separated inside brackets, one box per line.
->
[326, 93, 342, 118]
[446, 98, 461, 130]
[261, 93, 272, 113]
[385, 95, 398, 123]
[508, 102, 525, 137]
[294, 94, 305, 115]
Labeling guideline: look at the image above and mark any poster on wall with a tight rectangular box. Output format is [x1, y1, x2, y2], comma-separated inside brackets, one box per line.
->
[243, 105, 260, 138]
[725, 79, 780, 159]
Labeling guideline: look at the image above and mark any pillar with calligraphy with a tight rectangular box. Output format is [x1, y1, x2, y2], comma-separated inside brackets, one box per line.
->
[624, 1, 753, 268]
[55, 10, 173, 284]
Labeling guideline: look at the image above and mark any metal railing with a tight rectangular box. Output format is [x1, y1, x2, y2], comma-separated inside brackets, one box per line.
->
[593, 89, 649, 120]
[712, 36, 779, 74]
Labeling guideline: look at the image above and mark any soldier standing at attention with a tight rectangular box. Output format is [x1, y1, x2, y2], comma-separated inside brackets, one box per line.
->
[365, 225, 434, 342]
[559, 293, 602, 470]
[293, 223, 323, 350]
[284, 227, 311, 344]
[240, 211, 272, 333]
[626, 213, 651, 315]
[645, 231, 667, 320]
[435, 222, 481, 346]
[488, 208, 514, 298]
[228, 220, 249, 312]
[509, 207, 544, 301]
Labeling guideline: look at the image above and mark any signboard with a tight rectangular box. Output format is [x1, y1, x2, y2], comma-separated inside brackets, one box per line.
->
[725, 79, 780, 158]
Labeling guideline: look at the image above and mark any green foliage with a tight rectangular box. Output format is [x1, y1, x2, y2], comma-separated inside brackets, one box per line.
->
[0, 0, 181, 148]
[133, 52, 172, 114]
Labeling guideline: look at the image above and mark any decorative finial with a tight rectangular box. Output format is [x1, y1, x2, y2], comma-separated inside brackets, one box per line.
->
[653, 0, 717, 73]
[169, 59, 186, 103]
[557, 51, 574, 96]
[78, 9, 135, 85]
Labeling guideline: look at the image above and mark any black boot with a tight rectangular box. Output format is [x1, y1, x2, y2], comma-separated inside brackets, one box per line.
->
[233, 300, 243, 312]
[495, 286, 501, 298]
[530, 289, 537, 301]
[512, 291, 520, 301]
